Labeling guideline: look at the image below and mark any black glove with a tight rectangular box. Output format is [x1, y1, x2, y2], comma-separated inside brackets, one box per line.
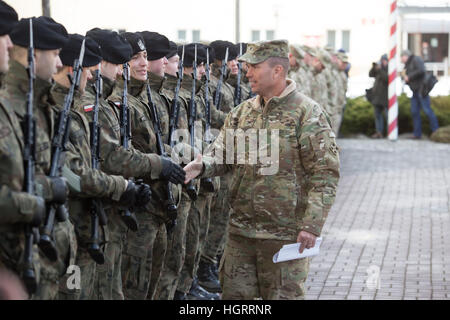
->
[50, 177, 68, 205]
[135, 182, 152, 208]
[30, 196, 45, 227]
[160, 156, 186, 185]
[119, 180, 137, 208]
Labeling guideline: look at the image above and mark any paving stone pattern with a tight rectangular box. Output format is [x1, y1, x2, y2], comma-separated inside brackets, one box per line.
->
[305, 139, 450, 300]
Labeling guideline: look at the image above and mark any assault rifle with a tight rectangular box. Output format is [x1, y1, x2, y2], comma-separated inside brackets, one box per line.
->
[213, 47, 229, 110]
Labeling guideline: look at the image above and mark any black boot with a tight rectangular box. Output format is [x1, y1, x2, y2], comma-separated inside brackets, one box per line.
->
[198, 261, 222, 293]
[173, 290, 187, 300]
[186, 277, 221, 300]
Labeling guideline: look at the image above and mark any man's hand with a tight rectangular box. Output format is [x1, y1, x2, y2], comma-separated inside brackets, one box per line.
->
[184, 154, 203, 184]
[297, 230, 317, 254]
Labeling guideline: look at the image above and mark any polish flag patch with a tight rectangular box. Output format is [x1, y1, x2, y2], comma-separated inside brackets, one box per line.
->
[114, 102, 121, 108]
[83, 104, 94, 112]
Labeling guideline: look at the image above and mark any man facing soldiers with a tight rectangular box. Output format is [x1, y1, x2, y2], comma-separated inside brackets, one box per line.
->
[5, 16, 75, 300]
[184, 39, 340, 300]
[51, 34, 149, 299]
[79, 28, 185, 300]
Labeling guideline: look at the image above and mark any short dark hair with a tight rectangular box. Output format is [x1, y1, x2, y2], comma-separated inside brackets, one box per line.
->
[267, 57, 289, 76]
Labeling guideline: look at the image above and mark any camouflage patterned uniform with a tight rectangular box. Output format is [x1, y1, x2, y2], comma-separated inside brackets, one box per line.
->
[200, 40, 340, 300]
[155, 73, 192, 300]
[1, 61, 76, 300]
[288, 45, 312, 97]
[50, 82, 129, 300]
[107, 74, 175, 300]
[77, 76, 163, 300]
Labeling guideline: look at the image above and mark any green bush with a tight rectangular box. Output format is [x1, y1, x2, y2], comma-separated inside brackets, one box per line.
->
[340, 94, 450, 136]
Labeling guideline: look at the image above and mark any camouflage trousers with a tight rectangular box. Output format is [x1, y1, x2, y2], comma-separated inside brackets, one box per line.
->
[219, 233, 310, 300]
[121, 211, 167, 300]
[58, 247, 96, 300]
[201, 175, 230, 265]
[33, 219, 77, 300]
[92, 212, 126, 300]
[176, 191, 212, 294]
[155, 193, 191, 300]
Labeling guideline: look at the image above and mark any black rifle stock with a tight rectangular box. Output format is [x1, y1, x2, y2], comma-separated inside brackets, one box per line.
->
[22, 18, 38, 294]
[200, 48, 215, 193]
[119, 63, 139, 231]
[87, 68, 107, 264]
[38, 40, 87, 261]
[146, 84, 177, 231]
[186, 45, 198, 201]
[233, 43, 243, 107]
[213, 47, 229, 110]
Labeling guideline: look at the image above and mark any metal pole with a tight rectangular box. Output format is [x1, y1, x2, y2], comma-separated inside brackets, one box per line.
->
[235, 0, 240, 43]
[42, 0, 51, 17]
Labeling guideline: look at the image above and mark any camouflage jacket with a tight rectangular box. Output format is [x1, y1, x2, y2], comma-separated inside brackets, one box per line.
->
[323, 65, 339, 116]
[202, 80, 340, 240]
[51, 83, 128, 245]
[310, 69, 329, 116]
[288, 59, 312, 97]
[1, 61, 75, 279]
[109, 76, 180, 216]
[76, 76, 162, 180]
[209, 63, 235, 113]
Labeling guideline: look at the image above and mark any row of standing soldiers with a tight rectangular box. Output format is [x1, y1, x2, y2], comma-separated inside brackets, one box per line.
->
[288, 44, 350, 135]
[0, 0, 258, 300]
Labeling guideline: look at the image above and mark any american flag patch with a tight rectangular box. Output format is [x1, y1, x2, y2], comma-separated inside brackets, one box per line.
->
[83, 105, 94, 112]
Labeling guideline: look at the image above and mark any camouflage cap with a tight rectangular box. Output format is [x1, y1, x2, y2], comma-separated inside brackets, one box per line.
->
[238, 39, 289, 64]
[316, 47, 332, 66]
[337, 51, 349, 63]
[289, 44, 305, 59]
[301, 45, 316, 57]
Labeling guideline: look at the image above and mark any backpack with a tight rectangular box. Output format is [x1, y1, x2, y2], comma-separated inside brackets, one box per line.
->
[421, 72, 438, 97]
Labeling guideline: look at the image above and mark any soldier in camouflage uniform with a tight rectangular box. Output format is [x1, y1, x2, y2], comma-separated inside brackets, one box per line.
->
[51, 34, 148, 299]
[155, 41, 194, 300]
[184, 40, 340, 300]
[336, 52, 349, 134]
[306, 47, 329, 118]
[319, 48, 340, 134]
[288, 44, 312, 97]
[195, 41, 237, 296]
[110, 31, 178, 300]
[5, 16, 74, 300]
[0, 4, 47, 299]
[173, 43, 219, 300]
[79, 29, 185, 300]
[226, 42, 251, 105]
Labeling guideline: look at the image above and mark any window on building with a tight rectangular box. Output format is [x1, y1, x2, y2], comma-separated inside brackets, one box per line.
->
[178, 30, 186, 41]
[251, 30, 260, 42]
[342, 30, 350, 52]
[192, 30, 200, 42]
[266, 30, 275, 40]
[327, 30, 336, 49]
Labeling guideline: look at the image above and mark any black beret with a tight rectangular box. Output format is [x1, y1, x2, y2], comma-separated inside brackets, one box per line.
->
[235, 42, 247, 56]
[86, 28, 132, 64]
[120, 32, 146, 57]
[59, 34, 102, 68]
[10, 16, 68, 50]
[166, 41, 178, 59]
[178, 43, 207, 68]
[209, 40, 237, 61]
[139, 31, 170, 61]
[0, 1, 18, 36]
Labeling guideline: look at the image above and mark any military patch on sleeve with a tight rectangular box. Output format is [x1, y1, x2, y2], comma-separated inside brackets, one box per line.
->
[329, 142, 338, 155]
[114, 101, 121, 108]
[83, 105, 94, 112]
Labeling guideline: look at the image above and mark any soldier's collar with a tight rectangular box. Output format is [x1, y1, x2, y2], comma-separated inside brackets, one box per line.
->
[148, 72, 165, 92]
[101, 75, 115, 98]
[162, 73, 178, 91]
[128, 76, 146, 97]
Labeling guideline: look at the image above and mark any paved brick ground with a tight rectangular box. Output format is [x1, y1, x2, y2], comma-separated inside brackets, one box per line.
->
[305, 139, 450, 300]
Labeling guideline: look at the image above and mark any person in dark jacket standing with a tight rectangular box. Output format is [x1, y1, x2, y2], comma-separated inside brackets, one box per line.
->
[401, 50, 439, 139]
[369, 54, 388, 138]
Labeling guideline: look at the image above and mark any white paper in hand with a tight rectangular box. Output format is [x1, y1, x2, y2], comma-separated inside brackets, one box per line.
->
[273, 237, 322, 263]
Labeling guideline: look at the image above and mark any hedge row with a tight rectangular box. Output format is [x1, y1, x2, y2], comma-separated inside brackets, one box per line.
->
[339, 94, 450, 137]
